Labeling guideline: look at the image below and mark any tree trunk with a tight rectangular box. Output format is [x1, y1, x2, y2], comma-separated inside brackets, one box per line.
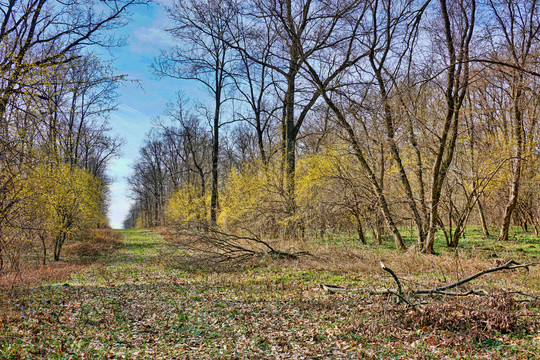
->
[370, 57, 426, 246]
[210, 88, 221, 224]
[40, 234, 47, 266]
[424, 0, 475, 254]
[477, 197, 490, 237]
[53, 233, 66, 262]
[354, 214, 366, 245]
[255, 111, 268, 166]
[283, 53, 298, 219]
[498, 85, 523, 241]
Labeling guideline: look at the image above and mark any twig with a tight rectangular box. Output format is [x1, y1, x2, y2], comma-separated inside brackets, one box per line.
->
[321, 284, 349, 294]
[386, 289, 417, 309]
[504, 291, 540, 301]
[507, 263, 538, 271]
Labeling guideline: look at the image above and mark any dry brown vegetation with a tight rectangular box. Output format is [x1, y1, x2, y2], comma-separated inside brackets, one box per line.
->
[156, 227, 540, 357]
[0, 228, 122, 291]
[65, 229, 124, 259]
[0, 263, 85, 291]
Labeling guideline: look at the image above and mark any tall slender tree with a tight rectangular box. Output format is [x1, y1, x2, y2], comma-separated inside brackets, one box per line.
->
[154, 0, 237, 224]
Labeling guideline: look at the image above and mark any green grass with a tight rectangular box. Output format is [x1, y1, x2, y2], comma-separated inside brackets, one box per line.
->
[0, 228, 538, 359]
[309, 225, 540, 258]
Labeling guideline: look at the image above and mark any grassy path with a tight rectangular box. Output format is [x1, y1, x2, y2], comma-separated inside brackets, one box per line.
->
[0, 229, 190, 359]
[105, 229, 166, 264]
[1, 229, 538, 359]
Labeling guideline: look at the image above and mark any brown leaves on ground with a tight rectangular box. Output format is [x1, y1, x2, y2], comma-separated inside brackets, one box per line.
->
[1, 229, 539, 359]
[0, 263, 85, 290]
[401, 295, 521, 339]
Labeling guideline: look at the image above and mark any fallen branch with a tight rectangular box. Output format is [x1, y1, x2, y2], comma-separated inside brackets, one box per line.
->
[413, 260, 523, 295]
[504, 291, 540, 301]
[320, 284, 349, 294]
[380, 261, 403, 297]
[165, 225, 303, 264]
[424, 289, 489, 296]
[507, 263, 538, 271]
[321, 260, 539, 301]
[386, 289, 416, 308]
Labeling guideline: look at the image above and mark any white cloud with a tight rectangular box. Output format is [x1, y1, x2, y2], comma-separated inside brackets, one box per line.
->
[128, 2, 174, 55]
[131, 26, 173, 54]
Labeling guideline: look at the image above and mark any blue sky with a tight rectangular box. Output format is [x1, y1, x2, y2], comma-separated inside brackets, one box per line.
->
[105, 0, 179, 228]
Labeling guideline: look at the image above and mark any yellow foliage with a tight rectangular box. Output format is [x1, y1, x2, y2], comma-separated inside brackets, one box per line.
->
[25, 162, 104, 236]
[166, 184, 210, 224]
[296, 151, 336, 208]
[218, 149, 358, 234]
[135, 216, 145, 229]
[218, 161, 272, 229]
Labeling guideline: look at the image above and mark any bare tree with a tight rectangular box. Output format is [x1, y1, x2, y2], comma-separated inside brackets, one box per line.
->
[0, 0, 150, 131]
[482, 0, 540, 241]
[154, 0, 238, 224]
[228, 13, 279, 166]
[0, 0, 145, 269]
[161, 95, 212, 204]
[423, 0, 476, 253]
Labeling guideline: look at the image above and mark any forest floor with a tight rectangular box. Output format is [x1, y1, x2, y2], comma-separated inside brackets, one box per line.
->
[1, 228, 539, 359]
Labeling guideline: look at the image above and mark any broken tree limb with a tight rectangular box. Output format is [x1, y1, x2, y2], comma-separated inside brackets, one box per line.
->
[412, 260, 522, 295]
[320, 259, 538, 310]
[504, 291, 540, 301]
[371, 260, 539, 299]
[386, 289, 416, 308]
[506, 262, 539, 271]
[380, 261, 403, 297]
[424, 289, 489, 296]
[165, 224, 305, 264]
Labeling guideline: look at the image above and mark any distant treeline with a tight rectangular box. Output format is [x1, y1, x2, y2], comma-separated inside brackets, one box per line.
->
[126, 0, 539, 253]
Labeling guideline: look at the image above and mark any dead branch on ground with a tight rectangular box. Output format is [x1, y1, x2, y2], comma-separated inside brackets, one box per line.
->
[412, 260, 531, 295]
[380, 261, 403, 296]
[166, 224, 304, 264]
[321, 260, 539, 304]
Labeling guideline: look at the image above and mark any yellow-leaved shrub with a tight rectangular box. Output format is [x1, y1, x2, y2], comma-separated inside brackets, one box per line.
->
[165, 184, 210, 225]
[295, 149, 354, 234]
[25, 162, 104, 260]
[218, 161, 282, 235]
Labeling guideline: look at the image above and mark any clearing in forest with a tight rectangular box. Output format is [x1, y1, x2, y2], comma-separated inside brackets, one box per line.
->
[1, 229, 539, 359]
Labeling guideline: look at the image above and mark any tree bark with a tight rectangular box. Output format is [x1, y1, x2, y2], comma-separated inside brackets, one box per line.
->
[424, 0, 475, 253]
[498, 85, 523, 241]
[477, 197, 490, 237]
[210, 100, 220, 224]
